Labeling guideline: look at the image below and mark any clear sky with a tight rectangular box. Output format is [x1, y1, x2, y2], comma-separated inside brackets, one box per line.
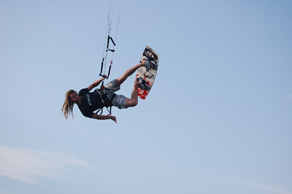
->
[1, 0, 291, 194]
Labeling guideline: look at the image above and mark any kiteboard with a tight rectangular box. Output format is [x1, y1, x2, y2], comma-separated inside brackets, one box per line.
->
[135, 46, 159, 100]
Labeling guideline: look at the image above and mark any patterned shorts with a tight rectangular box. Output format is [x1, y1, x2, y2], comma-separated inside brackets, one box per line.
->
[104, 79, 127, 109]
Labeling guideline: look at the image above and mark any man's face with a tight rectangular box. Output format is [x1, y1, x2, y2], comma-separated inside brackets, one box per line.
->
[69, 92, 80, 103]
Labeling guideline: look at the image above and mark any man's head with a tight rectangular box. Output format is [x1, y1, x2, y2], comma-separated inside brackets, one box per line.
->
[61, 89, 78, 119]
[68, 90, 80, 104]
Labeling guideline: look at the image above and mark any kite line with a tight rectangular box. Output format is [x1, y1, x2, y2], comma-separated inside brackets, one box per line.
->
[99, 0, 123, 79]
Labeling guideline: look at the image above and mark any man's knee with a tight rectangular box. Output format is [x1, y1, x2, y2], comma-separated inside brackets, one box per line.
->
[126, 99, 138, 107]
[132, 100, 138, 107]
[130, 100, 138, 107]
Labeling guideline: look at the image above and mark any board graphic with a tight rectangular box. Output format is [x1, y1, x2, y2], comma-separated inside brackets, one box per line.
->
[136, 46, 159, 100]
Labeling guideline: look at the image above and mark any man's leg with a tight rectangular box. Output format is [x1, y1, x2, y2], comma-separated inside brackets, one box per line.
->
[116, 60, 145, 86]
[125, 79, 140, 107]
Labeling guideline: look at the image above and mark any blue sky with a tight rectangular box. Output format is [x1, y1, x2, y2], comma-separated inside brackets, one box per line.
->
[0, 0, 291, 194]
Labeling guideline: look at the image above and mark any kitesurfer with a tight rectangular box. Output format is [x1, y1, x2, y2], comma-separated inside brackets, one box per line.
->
[61, 59, 148, 123]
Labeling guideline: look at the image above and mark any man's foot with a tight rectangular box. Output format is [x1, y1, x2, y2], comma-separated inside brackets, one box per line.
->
[136, 76, 151, 91]
[140, 58, 146, 66]
[142, 57, 158, 70]
[139, 83, 151, 91]
[134, 78, 140, 88]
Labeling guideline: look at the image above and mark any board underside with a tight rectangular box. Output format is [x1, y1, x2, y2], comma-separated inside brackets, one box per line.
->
[136, 46, 159, 100]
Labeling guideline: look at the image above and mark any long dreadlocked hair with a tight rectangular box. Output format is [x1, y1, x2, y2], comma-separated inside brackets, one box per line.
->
[61, 90, 76, 119]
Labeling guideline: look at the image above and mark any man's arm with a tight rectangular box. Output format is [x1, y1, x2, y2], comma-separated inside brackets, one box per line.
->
[87, 75, 107, 91]
[92, 113, 117, 123]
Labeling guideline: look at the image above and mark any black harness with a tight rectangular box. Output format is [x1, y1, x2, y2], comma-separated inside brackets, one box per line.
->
[95, 88, 116, 115]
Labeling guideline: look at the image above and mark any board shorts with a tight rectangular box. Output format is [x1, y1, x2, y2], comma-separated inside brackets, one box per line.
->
[104, 79, 127, 109]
